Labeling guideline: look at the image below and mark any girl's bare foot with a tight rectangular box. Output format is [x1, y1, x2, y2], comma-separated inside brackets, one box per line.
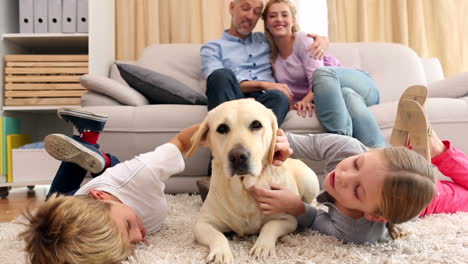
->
[429, 130, 448, 158]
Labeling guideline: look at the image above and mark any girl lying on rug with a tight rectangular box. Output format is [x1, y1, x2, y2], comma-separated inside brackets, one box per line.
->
[19, 108, 199, 264]
[250, 87, 468, 244]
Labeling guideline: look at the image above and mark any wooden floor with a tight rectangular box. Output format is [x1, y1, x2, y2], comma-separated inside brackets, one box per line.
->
[0, 185, 48, 223]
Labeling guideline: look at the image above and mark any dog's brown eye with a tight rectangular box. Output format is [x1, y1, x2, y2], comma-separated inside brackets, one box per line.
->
[216, 124, 229, 134]
[250, 120, 262, 130]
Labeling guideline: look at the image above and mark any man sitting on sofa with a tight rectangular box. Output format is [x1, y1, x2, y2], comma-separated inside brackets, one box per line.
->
[200, 0, 329, 126]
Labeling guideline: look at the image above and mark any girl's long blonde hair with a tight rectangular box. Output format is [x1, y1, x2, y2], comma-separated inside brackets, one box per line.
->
[378, 147, 438, 238]
[262, 0, 300, 64]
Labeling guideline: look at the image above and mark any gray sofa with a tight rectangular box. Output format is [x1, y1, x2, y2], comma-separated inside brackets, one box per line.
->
[79, 42, 468, 193]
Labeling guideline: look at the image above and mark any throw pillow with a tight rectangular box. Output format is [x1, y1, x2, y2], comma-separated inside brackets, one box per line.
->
[80, 74, 149, 106]
[116, 63, 207, 105]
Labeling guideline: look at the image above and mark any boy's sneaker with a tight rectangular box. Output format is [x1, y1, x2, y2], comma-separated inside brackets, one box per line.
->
[44, 134, 106, 173]
[58, 108, 108, 133]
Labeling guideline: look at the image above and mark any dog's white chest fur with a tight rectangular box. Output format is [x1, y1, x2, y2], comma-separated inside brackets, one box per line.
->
[201, 164, 300, 236]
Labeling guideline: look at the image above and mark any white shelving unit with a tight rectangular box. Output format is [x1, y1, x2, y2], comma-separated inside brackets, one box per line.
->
[2, 105, 79, 111]
[2, 33, 88, 52]
[0, 0, 116, 198]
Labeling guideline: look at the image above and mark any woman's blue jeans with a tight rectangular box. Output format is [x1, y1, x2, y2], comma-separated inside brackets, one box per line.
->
[312, 67, 386, 148]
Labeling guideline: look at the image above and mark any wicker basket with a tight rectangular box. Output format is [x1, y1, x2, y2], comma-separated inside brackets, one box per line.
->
[4, 54, 88, 106]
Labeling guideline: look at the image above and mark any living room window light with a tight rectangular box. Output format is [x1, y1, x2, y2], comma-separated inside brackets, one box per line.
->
[293, 0, 329, 36]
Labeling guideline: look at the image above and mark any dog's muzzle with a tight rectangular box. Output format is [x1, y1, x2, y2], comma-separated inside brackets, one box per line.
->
[228, 146, 250, 176]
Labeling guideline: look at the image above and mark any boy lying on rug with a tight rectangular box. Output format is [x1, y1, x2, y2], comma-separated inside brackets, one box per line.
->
[19, 108, 199, 264]
[250, 86, 468, 245]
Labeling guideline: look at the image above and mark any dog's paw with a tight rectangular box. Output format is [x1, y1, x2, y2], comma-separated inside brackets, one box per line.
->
[249, 240, 276, 259]
[206, 247, 235, 264]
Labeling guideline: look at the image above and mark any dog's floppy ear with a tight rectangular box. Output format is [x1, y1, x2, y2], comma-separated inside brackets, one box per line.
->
[267, 110, 279, 164]
[186, 117, 210, 157]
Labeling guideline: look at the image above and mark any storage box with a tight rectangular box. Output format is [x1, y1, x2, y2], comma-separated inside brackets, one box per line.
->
[4, 54, 88, 106]
[12, 148, 60, 183]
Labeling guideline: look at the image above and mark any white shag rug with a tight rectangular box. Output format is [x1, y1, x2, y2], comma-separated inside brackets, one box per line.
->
[1, 194, 468, 264]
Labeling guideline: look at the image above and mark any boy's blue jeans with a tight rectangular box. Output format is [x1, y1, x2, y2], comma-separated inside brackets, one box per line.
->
[47, 136, 120, 197]
[312, 67, 386, 148]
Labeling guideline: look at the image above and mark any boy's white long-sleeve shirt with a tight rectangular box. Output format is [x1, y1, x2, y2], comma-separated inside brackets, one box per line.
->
[75, 143, 185, 234]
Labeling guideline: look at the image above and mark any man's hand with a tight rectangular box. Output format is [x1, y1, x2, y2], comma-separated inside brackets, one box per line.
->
[293, 100, 315, 118]
[307, 33, 330, 60]
[249, 184, 305, 216]
[273, 129, 293, 166]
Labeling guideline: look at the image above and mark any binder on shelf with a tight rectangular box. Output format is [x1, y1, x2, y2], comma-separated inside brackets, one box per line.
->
[19, 0, 34, 33]
[48, 0, 62, 33]
[33, 0, 48, 33]
[7, 134, 31, 183]
[77, 0, 88, 33]
[62, 0, 77, 33]
[1, 117, 21, 177]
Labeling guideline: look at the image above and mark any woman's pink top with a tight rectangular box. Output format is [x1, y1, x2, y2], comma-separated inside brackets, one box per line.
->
[273, 31, 341, 103]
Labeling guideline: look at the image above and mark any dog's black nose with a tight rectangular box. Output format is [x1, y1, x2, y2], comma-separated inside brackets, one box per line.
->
[228, 146, 250, 175]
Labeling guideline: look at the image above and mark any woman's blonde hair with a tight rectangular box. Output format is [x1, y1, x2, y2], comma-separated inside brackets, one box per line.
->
[262, 0, 300, 63]
[19, 194, 132, 264]
[376, 147, 438, 238]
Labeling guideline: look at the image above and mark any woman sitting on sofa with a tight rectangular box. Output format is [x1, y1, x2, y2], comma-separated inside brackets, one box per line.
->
[262, 0, 386, 148]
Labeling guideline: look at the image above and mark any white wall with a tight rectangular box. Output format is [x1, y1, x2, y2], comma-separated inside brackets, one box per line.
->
[294, 0, 328, 36]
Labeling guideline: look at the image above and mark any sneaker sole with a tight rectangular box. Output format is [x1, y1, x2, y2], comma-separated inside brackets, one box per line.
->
[57, 108, 108, 122]
[44, 134, 105, 174]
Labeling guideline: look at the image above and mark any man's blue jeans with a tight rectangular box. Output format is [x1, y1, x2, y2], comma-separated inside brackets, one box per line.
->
[312, 67, 386, 148]
[206, 68, 290, 126]
[47, 136, 120, 197]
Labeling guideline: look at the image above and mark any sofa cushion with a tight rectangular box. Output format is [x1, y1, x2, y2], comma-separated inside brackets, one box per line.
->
[427, 72, 468, 98]
[116, 63, 207, 105]
[110, 62, 134, 86]
[80, 74, 149, 106]
[138, 44, 206, 95]
[81, 91, 122, 106]
[328, 43, 428, 103]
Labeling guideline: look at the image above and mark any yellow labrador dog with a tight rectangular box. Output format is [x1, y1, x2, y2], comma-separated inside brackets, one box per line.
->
[187, 99, 319, 264]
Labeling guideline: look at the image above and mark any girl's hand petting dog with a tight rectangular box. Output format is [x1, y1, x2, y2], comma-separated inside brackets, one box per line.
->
[249, 184, 305, 216]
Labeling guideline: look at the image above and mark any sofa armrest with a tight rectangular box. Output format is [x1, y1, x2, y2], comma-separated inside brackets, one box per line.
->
[80, 74, 149, 106]
[420, 57, 444, 84]
[427, 72, 468, 98]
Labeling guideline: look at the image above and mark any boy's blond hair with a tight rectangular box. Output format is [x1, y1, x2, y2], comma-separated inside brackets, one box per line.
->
[19, 194, 132, 264]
